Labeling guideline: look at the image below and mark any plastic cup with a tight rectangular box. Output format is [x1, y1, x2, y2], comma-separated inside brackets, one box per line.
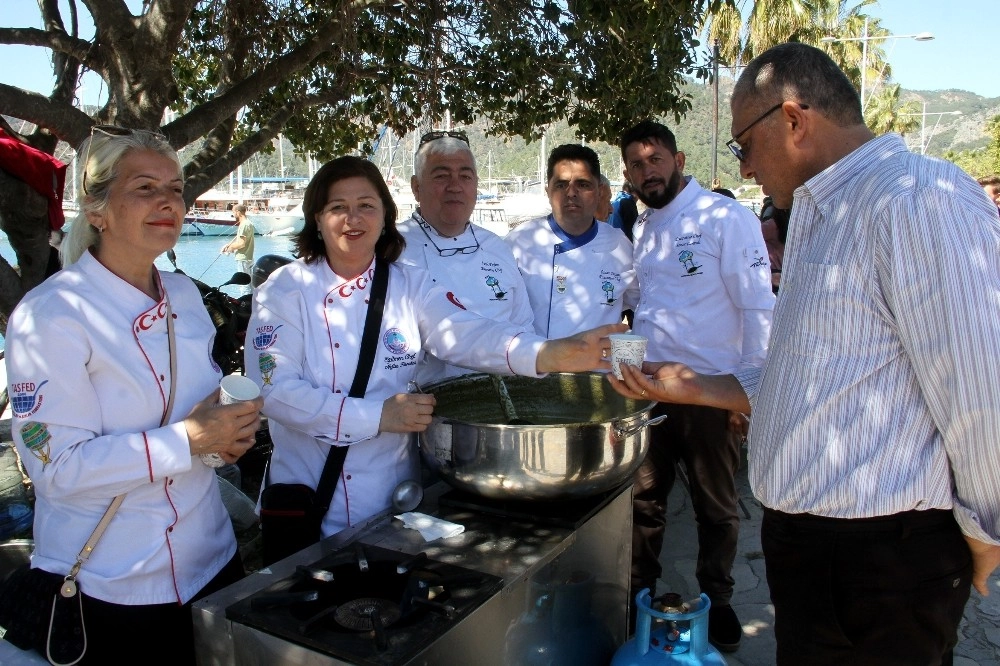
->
[609, 333, 647, 381]
[202, 375, 261, 468]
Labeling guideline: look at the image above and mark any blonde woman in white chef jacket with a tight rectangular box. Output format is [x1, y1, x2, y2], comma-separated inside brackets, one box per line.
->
[5, 127, 262, 664]
[246, 156, 624, 555]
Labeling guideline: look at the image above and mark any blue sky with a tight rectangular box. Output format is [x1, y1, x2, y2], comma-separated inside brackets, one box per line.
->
[2, 0, 999, 105]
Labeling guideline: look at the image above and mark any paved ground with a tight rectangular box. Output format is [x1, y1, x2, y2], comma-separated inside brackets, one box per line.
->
[657, 453, 1000, 666]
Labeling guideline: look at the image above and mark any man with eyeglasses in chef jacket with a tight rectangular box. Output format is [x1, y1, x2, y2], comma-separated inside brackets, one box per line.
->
[397, 130, 534, 386]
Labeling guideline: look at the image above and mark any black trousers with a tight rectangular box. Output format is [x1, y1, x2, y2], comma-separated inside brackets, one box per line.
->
[631, 402, 740, 606]
[76, 553, 245, 665]
[762, 508, 972, 665]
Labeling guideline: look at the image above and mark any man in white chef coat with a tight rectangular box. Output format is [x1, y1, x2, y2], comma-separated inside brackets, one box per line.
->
[398, 130, 534, 385]
[505, 143, 636, 338]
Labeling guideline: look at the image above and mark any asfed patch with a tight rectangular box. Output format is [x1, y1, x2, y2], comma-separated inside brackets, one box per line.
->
[253, 324, 283, 350]
[10, 379, 48, 418]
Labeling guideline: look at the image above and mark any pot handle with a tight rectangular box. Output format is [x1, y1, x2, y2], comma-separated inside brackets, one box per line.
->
[614, 414, 667, 439]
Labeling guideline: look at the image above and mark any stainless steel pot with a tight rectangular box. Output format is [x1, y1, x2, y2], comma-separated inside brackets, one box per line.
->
[418, 373, 665, 500]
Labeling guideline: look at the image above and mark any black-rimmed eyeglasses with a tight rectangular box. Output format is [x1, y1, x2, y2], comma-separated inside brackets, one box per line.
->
[726, 103, 809, 163]
[417, 219, 480, 257]
[81, 125, 168, 194]
[418, 130, 470, 148]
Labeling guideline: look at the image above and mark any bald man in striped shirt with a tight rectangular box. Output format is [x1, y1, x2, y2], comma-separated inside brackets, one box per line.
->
[611, 42, 1000, 665]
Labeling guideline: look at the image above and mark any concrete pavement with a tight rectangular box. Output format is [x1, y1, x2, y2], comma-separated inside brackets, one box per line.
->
[656, 453, 1000, 665]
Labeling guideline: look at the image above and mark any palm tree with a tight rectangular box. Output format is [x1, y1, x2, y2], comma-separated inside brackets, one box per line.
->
[704, 0, 914, 134]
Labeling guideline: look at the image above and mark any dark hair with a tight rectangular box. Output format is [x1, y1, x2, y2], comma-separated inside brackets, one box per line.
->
[978, 175, 1000, 188]
[734, 42, 863, 127]
[295, 156, 405, 264]
[620, 121, 678, 162]
[712, 187, 736, 199]
[546, 144, 601, 182]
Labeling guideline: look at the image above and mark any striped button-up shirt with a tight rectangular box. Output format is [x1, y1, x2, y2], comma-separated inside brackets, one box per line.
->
[735, 133, 1000, 545]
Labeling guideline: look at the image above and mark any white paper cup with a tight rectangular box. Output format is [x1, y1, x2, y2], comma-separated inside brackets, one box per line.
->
[202, 375, 261, 468]
[219, 374, 261, 405]
[609, 333, 648, 381]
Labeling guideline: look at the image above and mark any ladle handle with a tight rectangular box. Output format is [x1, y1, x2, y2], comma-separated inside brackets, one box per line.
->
[614, 414, 668, 439]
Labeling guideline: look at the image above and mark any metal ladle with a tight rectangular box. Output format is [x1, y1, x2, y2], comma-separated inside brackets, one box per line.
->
[391, 480, 424, 513]
[489, 375, 533, 425]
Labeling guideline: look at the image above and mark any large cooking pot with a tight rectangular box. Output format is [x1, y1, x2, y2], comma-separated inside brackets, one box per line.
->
[418, 373, 665, 500]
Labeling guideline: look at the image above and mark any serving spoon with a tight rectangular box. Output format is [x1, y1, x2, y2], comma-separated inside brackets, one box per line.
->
[489, 375, 533, 425]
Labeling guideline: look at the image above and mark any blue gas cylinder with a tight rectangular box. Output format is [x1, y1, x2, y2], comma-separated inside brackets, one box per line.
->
[612, 590, 727, 666]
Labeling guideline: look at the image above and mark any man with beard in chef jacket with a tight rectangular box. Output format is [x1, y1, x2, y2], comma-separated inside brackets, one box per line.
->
[397, 131, 534, 386]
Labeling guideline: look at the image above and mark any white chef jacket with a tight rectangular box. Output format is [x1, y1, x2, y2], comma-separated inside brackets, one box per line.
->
[505, 215, 638, 338]
[245, 257, 545, 537]
[631, 177, 775, 374]
[5, 250, 235, 605]
[397, 212, 534, 385]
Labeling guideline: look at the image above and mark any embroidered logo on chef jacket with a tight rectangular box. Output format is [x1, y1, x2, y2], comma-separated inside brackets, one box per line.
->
[599, 270, 623, 306]
[384, 328, 409, 355]
[748, 247, 769, 270]
[258, 352, 277, 385]
[20, 421, 52, 466]
[484, 275, 507, 300]
[10, 380, 48, 418]
[446, 292, 467, 310]
[253, 324, 283, 350]
[678, 250, 702, 276]
[555, 275, 567, 294]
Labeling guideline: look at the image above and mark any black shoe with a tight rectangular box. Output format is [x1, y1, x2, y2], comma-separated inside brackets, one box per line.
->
[708, 604, 742, 653]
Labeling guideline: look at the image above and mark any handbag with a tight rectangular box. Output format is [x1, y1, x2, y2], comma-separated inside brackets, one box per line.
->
[0, 297, 178, 664]
[259, 257, 388, 566]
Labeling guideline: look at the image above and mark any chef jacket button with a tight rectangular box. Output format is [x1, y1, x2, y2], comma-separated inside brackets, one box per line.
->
[171, 313, 178, 319]
[328, 298, 333, 304]
[365, 298, 370, 304]
[167, 526, 173, 532]
[160, 374, 165, 381]
[168, 479, 173, 485]
[335, 389, 342, 394]
[345, 474, 352, 480]
[334, 342, 340, 348]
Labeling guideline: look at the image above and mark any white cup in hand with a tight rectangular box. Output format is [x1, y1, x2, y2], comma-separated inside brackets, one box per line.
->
[609, 333, 647, 381]
[201, 375, 261, 468]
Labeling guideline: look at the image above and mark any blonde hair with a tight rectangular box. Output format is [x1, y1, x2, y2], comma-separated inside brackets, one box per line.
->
[61, 129, 180, 266]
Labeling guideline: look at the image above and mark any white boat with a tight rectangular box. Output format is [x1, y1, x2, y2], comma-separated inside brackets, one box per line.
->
[183, 189, 305, 236]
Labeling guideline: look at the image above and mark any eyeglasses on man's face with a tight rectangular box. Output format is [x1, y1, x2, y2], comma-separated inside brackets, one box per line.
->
[726, 103, 809, 163]
[418, 130, 470, 148]
[81, 125, 168, 194]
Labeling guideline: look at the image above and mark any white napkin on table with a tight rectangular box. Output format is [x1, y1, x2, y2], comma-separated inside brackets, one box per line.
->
[394, 512, 465, 541]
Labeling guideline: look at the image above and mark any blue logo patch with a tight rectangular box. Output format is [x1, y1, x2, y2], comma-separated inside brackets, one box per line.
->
[253, 324, 283, 350]
[383, 328, 409, 355]
[10, 380, 48, 417]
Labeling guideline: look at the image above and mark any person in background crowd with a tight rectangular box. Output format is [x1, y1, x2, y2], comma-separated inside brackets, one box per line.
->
[978, 174, 1000, 214]
[246, 155, 625, 548]
[758, 196, 790, 293]
[619, 119, 775, 652]
[397, 131, 534, 385]
[6, 126, 261, 663]
[597, 174, 614, 222]
[609, 181, 640, 241]
[505, 143, 637, 338]
[611, 42, 1000, 665]
[221, 204, 255, 295]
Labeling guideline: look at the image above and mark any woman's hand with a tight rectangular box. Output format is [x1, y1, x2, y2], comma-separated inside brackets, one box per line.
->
[536, 322, 629, 374]
[379, 393, 437, 434]
[184, 389, 263, 464]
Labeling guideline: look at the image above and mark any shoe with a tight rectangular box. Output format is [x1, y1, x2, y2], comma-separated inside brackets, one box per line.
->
[708, 604, 742, 653]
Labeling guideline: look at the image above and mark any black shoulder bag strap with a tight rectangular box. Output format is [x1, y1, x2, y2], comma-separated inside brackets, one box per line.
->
[312, 257, 389, 517]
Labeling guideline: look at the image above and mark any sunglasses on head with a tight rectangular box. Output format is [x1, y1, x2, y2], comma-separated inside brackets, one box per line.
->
[418, 130, 470, 148]
[81, 125, 168, 194]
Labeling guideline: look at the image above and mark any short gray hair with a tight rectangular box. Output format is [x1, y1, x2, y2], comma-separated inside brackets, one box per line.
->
[413, 137, 477, 180]
[734, 42, 864, 128]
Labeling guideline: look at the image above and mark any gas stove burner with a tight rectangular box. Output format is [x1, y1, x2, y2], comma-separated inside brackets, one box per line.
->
[335, 598, 402, 631]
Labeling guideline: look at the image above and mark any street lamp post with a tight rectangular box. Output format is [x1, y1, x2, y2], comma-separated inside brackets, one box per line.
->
[820, 18, 934, 113]
[899, 102, 963, 155]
